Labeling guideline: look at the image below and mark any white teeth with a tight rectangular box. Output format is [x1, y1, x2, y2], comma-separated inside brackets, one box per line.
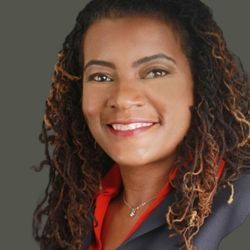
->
[111, 123, 153, 131]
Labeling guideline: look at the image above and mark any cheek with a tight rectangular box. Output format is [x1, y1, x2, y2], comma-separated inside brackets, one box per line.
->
[82, 89, 100, 124]
[82, 98, 95, 121]
[146, 80, 193, 109]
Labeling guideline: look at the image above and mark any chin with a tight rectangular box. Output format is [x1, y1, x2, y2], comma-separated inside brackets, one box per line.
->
[113, 158, 143, 168]
[110, 154, 150, 168]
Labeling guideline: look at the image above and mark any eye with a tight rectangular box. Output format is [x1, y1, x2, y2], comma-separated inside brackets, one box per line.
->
[144, 69, 169, 79]
[87, 73, 113, 82]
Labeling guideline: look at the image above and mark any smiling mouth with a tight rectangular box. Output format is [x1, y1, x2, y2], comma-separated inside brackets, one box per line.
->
[110, 122, 153, 131]
[107, 122, 157, 137]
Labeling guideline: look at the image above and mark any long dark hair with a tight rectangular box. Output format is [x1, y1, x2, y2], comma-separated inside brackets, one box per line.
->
[33, 0, 250, 249]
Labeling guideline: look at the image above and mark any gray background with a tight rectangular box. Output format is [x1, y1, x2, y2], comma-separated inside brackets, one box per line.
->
[1, 1, 249, 249]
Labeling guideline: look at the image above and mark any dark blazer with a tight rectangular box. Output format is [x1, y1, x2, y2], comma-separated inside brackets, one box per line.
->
[84, 170, 250, 250]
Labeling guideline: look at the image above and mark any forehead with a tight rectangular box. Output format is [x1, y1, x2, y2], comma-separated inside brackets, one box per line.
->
[82, 16, 183, 63]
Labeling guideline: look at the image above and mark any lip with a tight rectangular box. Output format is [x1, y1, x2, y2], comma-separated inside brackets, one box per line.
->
[107, 119, 158, 125]
[106, 119, 159, 137]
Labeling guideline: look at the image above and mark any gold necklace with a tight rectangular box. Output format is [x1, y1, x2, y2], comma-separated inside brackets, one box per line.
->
[123, 194, 157, 217]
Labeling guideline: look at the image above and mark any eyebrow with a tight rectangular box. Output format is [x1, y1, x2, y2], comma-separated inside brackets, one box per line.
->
[83, 53, 176, 72]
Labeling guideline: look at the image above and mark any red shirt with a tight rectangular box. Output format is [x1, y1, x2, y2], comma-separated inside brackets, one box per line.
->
[89, 161, 225, 250]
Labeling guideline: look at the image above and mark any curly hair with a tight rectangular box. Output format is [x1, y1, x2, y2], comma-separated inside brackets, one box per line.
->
[33, 0, 250, 249]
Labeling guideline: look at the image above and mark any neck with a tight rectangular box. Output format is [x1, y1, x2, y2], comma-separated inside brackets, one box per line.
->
[119, 156, 176, 206]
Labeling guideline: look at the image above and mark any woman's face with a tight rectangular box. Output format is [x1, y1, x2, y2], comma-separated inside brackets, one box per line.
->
[82, 16, 193, 168]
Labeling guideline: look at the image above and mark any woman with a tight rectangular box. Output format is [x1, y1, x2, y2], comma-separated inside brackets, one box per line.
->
[33, 0, 250, 249]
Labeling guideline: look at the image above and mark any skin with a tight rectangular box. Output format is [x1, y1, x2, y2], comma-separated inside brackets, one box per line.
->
[82, 16, 194, 249]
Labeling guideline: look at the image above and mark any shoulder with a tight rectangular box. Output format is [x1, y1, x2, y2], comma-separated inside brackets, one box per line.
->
[194, 168, 250, 249]
[213, 168, 250, 222]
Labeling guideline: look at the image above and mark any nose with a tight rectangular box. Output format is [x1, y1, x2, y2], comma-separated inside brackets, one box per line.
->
[107, 79, 145, 110]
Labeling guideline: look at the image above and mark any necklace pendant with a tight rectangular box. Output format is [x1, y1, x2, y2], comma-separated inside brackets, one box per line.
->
[129, 208, 136, 217]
